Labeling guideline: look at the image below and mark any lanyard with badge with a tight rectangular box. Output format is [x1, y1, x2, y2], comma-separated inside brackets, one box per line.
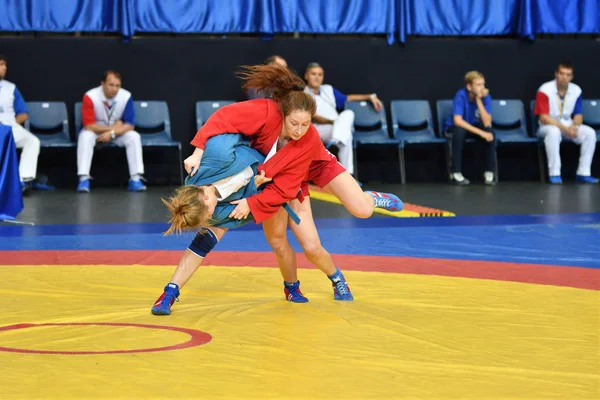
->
[557, 92, 567, 122]
[104, 100, 116, 123]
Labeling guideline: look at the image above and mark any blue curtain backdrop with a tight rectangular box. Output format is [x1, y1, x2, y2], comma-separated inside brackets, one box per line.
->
[0, 0, 598, 43]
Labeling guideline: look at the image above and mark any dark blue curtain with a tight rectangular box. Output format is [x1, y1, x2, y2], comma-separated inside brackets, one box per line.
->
[406, 0, 524, 36]
[0, 0, 598, 43]
[0, 0, 125, 32]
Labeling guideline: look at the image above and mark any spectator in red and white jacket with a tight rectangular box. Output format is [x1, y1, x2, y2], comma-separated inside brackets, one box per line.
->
[77, 70, 146, 192]
[534, 61, 597, 184]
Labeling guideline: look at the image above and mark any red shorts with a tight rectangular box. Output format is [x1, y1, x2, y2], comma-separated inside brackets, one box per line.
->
[300, 150, 346, 197]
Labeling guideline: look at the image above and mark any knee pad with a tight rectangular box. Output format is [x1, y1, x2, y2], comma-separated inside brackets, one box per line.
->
[188, 228, 219, 257]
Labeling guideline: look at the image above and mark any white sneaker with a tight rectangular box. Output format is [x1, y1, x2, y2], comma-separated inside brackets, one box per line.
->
[484, 171, 495, 186]
[452, 173, 470, 185]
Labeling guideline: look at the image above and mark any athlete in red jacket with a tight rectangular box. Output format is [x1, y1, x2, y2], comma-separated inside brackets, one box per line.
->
[189, 98, 323, 223]
[152, 64, 402, 314]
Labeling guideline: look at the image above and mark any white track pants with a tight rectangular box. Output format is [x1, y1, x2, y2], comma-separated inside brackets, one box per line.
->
[314, 110, 355, 174]
[77, 129, 145, 177]
[537, 124, 596, 177]
[11, 123, 40, 181]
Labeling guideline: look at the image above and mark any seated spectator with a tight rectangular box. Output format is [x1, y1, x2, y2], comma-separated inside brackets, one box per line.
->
[0, 54, 53, 195]
[304, 62, 382, 178]
[77, 70, 146, 192]
[443, 71, 496, 185]
[246, 55, 288, 100]
[534, 61, 597, 184]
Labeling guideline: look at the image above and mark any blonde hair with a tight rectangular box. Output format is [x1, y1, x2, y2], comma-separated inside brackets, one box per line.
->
[162, 186, 212, 236]
[465, 71, 484, 85]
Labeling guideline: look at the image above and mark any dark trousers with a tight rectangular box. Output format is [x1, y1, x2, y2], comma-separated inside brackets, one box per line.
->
[448, 125, 496, 174]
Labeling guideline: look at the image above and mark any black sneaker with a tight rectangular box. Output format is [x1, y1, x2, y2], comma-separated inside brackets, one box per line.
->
[21, 181, 32, 196]
[452, 177, 470, 186]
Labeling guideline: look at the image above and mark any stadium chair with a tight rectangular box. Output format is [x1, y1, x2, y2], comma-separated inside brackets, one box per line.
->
[344, 100, 400, 180]
[24, 101, 74, 148]
[134, 101, 183, 184]
[492, 99, 543, 181]
[390, 100, 448, 184]
[195, 101, 235, 130]
[582, 99, 600, 141]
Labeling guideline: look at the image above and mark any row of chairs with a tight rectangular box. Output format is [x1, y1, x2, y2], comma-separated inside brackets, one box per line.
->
[24, 100, 241, 185]
[347, 99, 600, 183]
[23, 99, 600, 185]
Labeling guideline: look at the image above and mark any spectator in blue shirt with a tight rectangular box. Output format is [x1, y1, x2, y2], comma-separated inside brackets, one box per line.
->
[0, 54, 46, 195]
[444, 71, 496, 185]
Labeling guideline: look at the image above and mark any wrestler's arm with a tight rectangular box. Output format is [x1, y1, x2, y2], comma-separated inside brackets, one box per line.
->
[186, 101, 269, 176]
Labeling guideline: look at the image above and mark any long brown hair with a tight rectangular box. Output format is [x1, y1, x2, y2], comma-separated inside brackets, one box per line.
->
[238, 63, 316, 117]
[162, 186, 212, 236]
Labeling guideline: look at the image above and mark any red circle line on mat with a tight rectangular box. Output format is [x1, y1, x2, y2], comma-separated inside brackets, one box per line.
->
[0, 322, 212, 355]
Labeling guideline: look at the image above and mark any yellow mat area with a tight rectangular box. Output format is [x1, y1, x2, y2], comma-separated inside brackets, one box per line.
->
[0, 265, 598, 399]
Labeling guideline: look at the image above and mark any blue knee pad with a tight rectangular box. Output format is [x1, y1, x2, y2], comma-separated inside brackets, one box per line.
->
[188, 228, 218, 257]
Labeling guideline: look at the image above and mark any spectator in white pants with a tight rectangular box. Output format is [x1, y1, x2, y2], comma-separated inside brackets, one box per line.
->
[77, 70, 146, 192]
[304, 62, 382, 178]
[534, 61, 597, 184]
[0, 55, 44, 195]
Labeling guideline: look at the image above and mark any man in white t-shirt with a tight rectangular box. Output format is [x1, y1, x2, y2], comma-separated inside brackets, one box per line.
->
[534, 61, 597, 184]
[0, 54, 43, 195]
[304, 62, 382, 177]
[77, 70, 146, 192]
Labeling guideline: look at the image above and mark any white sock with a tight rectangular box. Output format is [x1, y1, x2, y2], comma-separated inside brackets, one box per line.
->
[131, 174, 142, 182]
[79, 175, 90, 182]
[453, 173, 465, 182]
[484, 171, 494, 182]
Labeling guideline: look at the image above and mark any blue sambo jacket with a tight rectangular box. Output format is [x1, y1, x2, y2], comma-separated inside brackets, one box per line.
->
[184, 134, 299, 228]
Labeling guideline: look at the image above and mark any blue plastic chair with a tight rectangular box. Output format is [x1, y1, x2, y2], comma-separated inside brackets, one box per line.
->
[582, 99, 600, 141]
[391, 100, 448, 184]
[24, 102, 74, 148]
[134, 101, 183, 184]
[195, 101, 235, 130]
[492, 100, 535, 143]
[344, 100, 400, 179]
[493, 99, 543, 182]
[529, 100, 539, 138]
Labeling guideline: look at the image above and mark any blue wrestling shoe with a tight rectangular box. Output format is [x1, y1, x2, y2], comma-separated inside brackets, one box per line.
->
[128, 178, 147, 192]
[151, 283, 180, 315]
[76, 179, 90, 193]
[284, 281, 309, 303]
[328, 268, 354, 301]
[31, 175, 55, 191]
[548, 176, 563, 185]
[365, 191, 404, 212]
[575, 175, 599, 184]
